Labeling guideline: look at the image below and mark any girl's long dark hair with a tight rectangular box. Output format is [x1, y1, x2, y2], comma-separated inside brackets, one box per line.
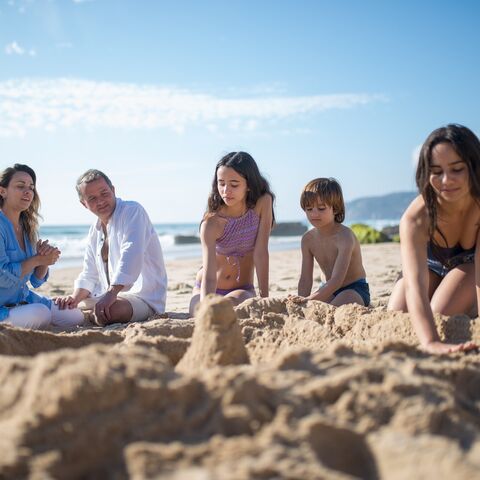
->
[0, 164, 41, 245]
[416, 124, 480, 246]
[205, 151, 275, 225]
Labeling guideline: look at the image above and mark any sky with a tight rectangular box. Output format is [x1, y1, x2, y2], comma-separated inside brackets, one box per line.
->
[1, 0, 479, 225]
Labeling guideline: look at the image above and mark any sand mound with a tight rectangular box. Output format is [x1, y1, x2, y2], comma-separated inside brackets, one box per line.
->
[177, 295, 249, 372]
[0, 297, 479, 478]
[0, 317, 192, 365]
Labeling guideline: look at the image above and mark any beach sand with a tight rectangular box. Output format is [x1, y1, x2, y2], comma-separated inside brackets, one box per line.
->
[1, 243, 479, 479]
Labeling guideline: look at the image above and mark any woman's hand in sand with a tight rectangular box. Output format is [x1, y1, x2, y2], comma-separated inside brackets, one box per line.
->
[421, 340, 478, 355]
[54, 295, 80, 310]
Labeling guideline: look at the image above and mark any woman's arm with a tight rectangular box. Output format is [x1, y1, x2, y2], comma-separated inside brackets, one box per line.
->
[200, 218, 219, 300]
[253, 194, 273, 297]
[32, 239, 60, 283]
[401, 212, 475, 354]
[400, 214, 439, 344]
[475, 228, 480, 319]
[298, 233, 314, 296]
[307, 231, 353, 301]
[0, 242, 56, 290]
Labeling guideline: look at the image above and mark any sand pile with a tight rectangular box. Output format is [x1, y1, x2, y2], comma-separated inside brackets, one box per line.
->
[0, 295, 479, 479]
[177, 295, 249, 372]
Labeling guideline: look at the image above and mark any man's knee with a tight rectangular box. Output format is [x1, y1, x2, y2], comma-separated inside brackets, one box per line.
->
[106, 299, 134, 323]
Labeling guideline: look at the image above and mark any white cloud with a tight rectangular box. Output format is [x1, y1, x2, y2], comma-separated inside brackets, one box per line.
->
[6, 0, 33, 14]
[4, 41, 35, 56]
[0, 78, 387, 137]
[5, 41, 24, 55]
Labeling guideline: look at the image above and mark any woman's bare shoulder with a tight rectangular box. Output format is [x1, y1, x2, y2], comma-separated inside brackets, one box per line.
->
[401, 195, 427, 223]
[400, 195, 430, 240]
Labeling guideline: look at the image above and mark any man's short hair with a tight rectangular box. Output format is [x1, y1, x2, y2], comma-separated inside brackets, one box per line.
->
[76, 169, 113, 198]
[300, 177, 345, 223]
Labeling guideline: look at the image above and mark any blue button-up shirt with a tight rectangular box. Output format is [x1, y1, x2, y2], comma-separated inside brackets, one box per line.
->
[0, 211, 50, 321]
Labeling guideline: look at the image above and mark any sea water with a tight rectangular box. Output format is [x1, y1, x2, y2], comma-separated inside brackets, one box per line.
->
[40, 218, 400, 269]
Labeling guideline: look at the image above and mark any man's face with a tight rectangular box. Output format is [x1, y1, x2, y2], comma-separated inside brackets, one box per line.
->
[79, 178, 116, 222]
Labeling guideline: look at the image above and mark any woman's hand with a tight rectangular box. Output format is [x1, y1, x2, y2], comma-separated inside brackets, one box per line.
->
[421, 340, 478, 355]
[35, 239, 60, 266]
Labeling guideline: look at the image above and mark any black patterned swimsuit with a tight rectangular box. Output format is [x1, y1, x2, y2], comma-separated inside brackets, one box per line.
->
[427, 242, 475, 277]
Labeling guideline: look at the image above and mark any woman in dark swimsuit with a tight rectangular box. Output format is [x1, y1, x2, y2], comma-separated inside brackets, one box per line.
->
[189, 152, 275, 315]
[388, 124, 480, 354]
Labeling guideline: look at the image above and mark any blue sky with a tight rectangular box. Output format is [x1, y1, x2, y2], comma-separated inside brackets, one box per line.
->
[1, 0, 479, 224]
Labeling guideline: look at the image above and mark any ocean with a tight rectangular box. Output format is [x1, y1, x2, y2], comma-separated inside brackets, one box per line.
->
[40, 219, 400, 269]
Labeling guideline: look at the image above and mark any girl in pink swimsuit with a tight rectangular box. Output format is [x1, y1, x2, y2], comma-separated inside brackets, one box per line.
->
[189, 152, 275, 315]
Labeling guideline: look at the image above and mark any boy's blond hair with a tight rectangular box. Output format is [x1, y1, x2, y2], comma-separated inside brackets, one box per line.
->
[300, 177, 345, 223]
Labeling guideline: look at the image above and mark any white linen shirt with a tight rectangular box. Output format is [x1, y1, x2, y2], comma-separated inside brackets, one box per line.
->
[74, 198, 167, 313]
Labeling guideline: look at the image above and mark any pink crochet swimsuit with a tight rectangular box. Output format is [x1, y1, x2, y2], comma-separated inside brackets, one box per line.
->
[216, 209, 260, 280]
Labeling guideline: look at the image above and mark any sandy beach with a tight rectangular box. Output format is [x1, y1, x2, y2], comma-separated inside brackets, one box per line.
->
[1, 243, 479, 479]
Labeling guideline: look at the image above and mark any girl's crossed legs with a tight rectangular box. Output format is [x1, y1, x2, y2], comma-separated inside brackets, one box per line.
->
[189, 282, 256, 316]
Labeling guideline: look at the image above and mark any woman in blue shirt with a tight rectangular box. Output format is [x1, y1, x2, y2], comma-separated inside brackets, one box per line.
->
[0, 164, 84, 329]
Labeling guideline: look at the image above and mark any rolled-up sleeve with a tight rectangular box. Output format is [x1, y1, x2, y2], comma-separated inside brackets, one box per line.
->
[74, 228, 99, 293]
[110, 207, 146, 288]
[0, 239, 22, 289]
[30, 269, 49, 288]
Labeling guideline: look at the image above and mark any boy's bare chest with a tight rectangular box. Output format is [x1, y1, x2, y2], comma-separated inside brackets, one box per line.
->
[310, 240, 338, 272]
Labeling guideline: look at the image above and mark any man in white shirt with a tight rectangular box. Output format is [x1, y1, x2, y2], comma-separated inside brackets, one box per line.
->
[55, 169, 167, 325]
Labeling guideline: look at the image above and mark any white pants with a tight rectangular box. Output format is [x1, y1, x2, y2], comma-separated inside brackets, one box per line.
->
[3, 303, 85, 330]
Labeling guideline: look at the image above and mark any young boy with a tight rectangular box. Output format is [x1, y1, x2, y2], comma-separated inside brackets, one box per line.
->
[294, 177, 370, 306]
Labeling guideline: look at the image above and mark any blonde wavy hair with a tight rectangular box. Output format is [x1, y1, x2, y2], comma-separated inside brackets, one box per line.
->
[0, 164, 41, 244]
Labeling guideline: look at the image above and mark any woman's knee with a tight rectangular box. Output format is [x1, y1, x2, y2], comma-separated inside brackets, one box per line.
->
[28, 304, 52, 328]
[7, 303, 52, 329]
[50, 303, 85, 329]
[430, 299, 455, 316]
[387, 280, 407, 312]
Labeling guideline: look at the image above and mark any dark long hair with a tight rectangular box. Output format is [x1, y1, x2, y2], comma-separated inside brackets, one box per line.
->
[416, 124, 480, 246]
[205, 151, 275, 225]
[0, 164, 41, 244]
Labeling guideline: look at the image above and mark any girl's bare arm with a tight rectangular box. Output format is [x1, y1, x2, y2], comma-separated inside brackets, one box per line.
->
[253, 194, 273, 297]
[200, 218, 219, 300]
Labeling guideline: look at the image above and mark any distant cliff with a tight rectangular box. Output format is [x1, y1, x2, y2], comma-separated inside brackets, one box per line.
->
[346, 191, 416, 221]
